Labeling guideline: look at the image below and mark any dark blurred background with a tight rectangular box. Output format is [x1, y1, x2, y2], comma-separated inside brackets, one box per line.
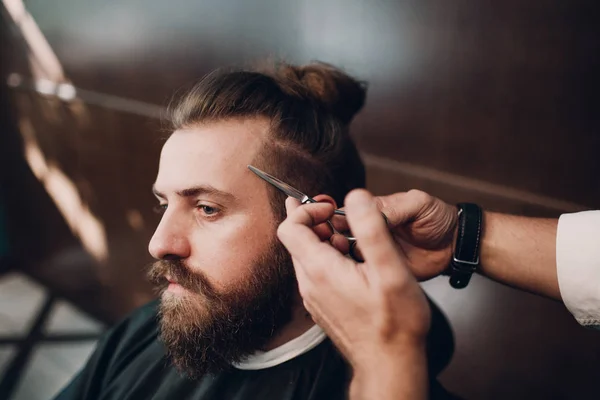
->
[0, 0, 598, 399]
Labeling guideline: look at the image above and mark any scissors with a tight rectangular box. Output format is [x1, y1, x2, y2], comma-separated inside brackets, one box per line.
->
[248, 165, 388, 248]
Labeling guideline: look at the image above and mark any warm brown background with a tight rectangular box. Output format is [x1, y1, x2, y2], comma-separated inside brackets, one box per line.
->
[1, 1, 599, 399]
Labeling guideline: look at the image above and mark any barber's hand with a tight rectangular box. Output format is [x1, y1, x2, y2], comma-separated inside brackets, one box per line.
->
[277, 189, 431, 374]
[330, 190, 457, 281]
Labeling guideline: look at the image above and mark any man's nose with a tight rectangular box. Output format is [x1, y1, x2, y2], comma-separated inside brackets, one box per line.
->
[148, 212, 191, 260]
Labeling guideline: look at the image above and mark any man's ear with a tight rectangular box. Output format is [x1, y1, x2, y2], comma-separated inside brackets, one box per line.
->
[312, 194, 338, 209]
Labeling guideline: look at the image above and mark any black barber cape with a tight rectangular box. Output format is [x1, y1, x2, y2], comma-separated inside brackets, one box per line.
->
[54, 300, 456, 400]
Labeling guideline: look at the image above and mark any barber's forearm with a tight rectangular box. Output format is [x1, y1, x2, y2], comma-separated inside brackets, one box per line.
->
[478, 211, 560, 300]
[350, 343, 428, 400]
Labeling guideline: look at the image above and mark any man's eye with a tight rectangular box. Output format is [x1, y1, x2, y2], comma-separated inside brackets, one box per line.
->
[153, 204, 167, 214]
[198, 205, 219, 216]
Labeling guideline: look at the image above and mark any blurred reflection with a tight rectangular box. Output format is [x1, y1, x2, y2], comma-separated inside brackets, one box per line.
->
[19, 119, 108, 262]
[4, 0, 108, 263]
[3, 0, 65, 82]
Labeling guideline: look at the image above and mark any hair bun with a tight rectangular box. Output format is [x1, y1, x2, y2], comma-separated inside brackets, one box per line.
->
[278, 62, 367, 125]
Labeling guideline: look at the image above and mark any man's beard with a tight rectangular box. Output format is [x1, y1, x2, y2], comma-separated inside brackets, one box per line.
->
[146, 239, 296, 379]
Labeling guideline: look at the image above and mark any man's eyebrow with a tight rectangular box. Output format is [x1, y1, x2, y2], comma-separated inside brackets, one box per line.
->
[152, 184, 237, 202]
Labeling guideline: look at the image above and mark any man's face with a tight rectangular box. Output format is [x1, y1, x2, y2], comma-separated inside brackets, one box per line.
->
[147, 118, 295, 377]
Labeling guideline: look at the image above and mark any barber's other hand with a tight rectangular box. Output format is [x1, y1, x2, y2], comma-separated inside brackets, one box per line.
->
[277, 189, 431, 375]
[331, 190, 457, 281]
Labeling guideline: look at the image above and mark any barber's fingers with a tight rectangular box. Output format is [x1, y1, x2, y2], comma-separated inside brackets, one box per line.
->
[332, 191, 429, 232]
[329, 213, 350, 233]
[330, 233, 351, 254]
[375, 190, 431, 228]
[279, 202, 343, 267]
[284, 197, 302, 214]
[290, 253, 313, 301]
[288, 253, 322, 324]
[283, 198, 335, 227]
[307, 218, 336, 243]
[344, 189, 407, 282]
[285, 198, 335, 241]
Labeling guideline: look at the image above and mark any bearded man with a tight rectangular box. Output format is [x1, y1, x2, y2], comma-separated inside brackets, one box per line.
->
[54, 62, 455, 400]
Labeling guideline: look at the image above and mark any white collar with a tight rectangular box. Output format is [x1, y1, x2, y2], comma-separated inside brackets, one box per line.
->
[233, 324, 327, 370]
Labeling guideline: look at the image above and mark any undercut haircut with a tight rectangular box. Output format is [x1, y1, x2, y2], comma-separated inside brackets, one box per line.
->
[168, 61, 367, 221]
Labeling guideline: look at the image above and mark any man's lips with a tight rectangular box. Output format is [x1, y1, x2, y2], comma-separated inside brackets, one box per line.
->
[164, 275, 187, 294]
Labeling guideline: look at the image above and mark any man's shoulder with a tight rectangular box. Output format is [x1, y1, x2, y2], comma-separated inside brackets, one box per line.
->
[51, 300, 164, 399]
[125, 298, 160, 328]
[90, 298, 161, 369]
[111, 298, 160, 345]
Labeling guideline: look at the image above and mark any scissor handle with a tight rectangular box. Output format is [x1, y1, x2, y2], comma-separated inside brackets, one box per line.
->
[301, 197, 389, 242]
[327, 210, 389, 244]
[332, 209, 389, 225]
[333, 211, 389, 262]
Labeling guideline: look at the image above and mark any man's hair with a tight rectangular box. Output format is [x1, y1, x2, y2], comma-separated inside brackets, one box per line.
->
[168, 61, 367, 221]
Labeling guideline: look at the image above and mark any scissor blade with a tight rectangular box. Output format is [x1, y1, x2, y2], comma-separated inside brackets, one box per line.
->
[247, 165, 309, 201]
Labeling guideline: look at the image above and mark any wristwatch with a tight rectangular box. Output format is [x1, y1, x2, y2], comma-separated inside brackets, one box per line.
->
[447, 203, 483, 289]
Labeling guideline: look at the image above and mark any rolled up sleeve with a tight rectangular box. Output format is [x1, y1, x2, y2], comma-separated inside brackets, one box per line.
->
[556, 210, 600, 329]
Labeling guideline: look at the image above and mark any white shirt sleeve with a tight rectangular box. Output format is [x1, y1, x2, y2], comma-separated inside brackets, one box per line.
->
[556, 210, 600, 329]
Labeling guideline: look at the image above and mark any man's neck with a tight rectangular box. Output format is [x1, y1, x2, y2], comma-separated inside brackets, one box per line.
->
[233, 303, 326, 370]
[264, 304, 315, 350]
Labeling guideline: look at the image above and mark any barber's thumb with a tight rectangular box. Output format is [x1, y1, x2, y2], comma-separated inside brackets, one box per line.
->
[375, 192, 422, 227]
[285, 197, 302, 215]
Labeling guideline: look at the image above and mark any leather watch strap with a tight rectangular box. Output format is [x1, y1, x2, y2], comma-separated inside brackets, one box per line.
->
[449, 203, 483, 289]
